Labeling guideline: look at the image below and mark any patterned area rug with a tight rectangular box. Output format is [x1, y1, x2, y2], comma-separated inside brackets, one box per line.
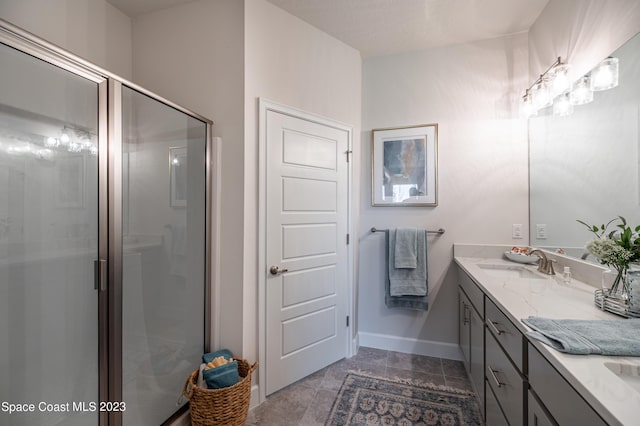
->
[326, 373, 482, 425]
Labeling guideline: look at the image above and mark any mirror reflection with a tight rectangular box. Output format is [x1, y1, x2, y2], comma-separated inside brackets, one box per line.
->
[529, 31, 640, 262]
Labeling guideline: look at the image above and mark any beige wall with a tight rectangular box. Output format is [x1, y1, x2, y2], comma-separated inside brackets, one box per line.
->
[0, 0, 132, 79]
[529, 0, 640, 84]
[359, 33, 529, 356]
[244, 0, 362, 362]
[131, 0, 246, 355]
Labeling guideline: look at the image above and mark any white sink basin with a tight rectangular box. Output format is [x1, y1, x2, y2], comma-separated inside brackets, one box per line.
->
[477, 264, 546, 280]
[604, 362, 640, 393]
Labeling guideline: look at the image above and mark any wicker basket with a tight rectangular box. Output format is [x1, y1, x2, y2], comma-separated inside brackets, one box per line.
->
[182, 358, 258, 426]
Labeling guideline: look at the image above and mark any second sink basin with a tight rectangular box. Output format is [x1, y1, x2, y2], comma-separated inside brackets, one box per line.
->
[604, 362, 640, 393]
[477, 263, 546, 280]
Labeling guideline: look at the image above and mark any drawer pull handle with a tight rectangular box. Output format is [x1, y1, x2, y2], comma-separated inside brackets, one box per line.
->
[488, 366, 505, 388]
[488, 319, 504, 336]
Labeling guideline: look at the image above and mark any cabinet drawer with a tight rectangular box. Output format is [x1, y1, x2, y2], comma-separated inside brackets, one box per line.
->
[485, 381, 508, 426]
[459, 268, 484, 317]
[486, 297, 524, 372]
[528, 344, 607, 426]
[486, 332, 524, 426]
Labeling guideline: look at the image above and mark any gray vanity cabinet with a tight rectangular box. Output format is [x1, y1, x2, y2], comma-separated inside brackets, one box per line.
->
[528, 344, 607, 426]
[457, 264, 614, 426]
[458, 272, 485, 416]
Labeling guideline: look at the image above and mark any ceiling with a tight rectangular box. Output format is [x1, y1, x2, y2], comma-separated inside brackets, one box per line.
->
[107, 0, 550, 58]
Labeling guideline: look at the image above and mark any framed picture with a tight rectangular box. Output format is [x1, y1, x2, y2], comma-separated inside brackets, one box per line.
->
[170, 146, 187, 207]
[56, 155, 85, 208]
[372, 124, 438, 206]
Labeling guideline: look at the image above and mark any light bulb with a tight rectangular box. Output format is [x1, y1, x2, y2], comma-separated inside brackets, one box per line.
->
[553, 93, 574, 117]
[520, 92, 538, 118]
[532, 78, 552, 109]
[569, 76, 593, 105]
[67, 141, 82, 153]
[45, 137, 59, 148]
[590, 57, 619, 91]
[60, 132, 70, 144]
[550, 64, 570, 96]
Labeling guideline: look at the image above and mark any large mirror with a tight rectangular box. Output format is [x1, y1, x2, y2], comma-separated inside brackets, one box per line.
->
[529, 31, 640, 261]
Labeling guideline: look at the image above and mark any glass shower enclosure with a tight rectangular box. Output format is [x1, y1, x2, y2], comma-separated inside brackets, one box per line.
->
[0, 20, 211, 426]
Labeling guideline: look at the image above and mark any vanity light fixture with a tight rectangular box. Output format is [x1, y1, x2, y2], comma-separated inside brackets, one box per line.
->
[532, 77, 553, 109]
[520, 57, 567, 117]
[550, 63, 571, 95]
[553, 93, 574, 117]
[520, 89, 538, 118]
[590, 56, 619, 91]
[59, 128, 70, 144]
[45, 136, 59, 148]
[569, 76, 594, 105]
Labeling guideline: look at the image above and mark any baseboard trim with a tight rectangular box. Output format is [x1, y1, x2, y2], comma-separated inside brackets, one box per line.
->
[169, 410, 190, 426]
[250, 384, 260, 409]
[351, 334, 359, 358]
[358, 332, 463, 360]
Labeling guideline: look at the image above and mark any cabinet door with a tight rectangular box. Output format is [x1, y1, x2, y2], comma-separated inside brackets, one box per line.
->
[459, 288, 471, 370]
[528, 390, 557, 426]
[470, 305, 485, 407]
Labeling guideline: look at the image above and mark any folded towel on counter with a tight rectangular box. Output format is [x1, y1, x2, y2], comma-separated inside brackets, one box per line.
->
[385, 230, 428, 310]
[394, 228, 418, 269]
[523, 317, 640, 355]
[389, 229, 427, 296]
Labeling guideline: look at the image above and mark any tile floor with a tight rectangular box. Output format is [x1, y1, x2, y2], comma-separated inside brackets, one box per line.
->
[245, 347, 474, 426]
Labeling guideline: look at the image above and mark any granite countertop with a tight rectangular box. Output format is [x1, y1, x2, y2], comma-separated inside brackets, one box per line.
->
[454, 244, 640, 426]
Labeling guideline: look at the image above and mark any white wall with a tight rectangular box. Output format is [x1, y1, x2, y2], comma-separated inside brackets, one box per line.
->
[244, 0, 362, 362]
[131, 0, 246, 355]
[0, 0, 132, 79]
[529, 0, 640, 85]
[359, 34, 529, 356]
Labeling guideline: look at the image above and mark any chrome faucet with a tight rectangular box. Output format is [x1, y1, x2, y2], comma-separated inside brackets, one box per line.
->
[529, 249, 556, 275]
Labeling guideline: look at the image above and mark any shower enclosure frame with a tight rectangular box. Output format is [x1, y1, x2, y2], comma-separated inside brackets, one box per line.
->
[0, 19, 214, 426]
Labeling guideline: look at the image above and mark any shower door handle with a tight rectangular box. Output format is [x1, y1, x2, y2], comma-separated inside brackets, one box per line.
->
[94, 259, 107, 292]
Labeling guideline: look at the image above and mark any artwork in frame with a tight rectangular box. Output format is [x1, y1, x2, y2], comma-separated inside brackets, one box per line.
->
[170, 146, 187, 208]
[372, 124, 438, 206]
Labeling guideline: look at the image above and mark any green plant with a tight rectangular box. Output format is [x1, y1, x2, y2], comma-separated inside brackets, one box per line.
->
[577, 216, 640, 294]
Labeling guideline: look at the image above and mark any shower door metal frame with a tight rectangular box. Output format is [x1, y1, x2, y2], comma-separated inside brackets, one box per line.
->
[0, 19, 214, 426]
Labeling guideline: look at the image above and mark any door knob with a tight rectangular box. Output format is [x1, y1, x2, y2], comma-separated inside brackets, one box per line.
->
[270, 266, 288, 275]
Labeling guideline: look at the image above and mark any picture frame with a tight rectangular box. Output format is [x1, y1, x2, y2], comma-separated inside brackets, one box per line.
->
[169, 146, 187, 207]
[55, 155, 85, 208]
[371, 124, 438, 206]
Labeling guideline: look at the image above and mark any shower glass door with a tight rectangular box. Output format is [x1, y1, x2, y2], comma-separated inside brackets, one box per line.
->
[0, 43, 100, 426]
[121, 86, 207, 425]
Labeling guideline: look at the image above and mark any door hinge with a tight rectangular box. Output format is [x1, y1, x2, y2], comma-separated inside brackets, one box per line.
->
[346, 316, 350, 327]
[346, 234, 350, 245]
[346, 150, 353, 162]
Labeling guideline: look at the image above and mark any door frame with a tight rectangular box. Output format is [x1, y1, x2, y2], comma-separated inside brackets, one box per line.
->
[257, 98, 354, 403]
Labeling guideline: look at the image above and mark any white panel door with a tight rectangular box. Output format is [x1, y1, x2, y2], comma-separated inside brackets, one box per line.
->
[265, 110, 349, 395]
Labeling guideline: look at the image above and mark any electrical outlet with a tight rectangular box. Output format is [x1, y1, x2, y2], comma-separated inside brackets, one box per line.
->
[536, 224, 547, 239]
[512, 224, 523, 239]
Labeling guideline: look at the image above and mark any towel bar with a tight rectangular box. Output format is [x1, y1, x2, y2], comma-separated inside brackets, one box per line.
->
[370, 227, 445, 235]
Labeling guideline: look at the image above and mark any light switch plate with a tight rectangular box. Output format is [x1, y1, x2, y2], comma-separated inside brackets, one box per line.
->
[512, 224, 523, 239]
[536, 224, 547, 239]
